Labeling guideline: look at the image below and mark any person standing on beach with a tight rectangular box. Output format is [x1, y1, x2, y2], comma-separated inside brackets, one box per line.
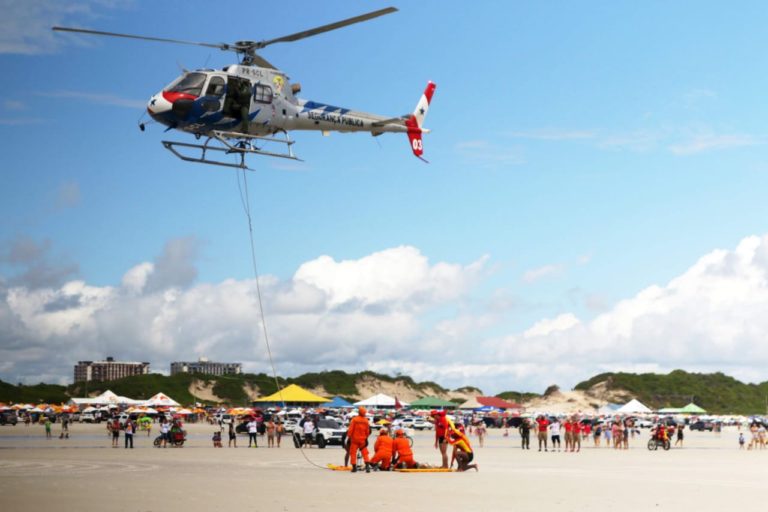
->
[247, 417, 259, 448]
[110, 417, 120, 447]
[266, 418, 276, 448]
[536, 415, 549, 452]
[518, 418, 531, 450]
[228, 421, 237, 448]
[550, 417, 561, 452]
[59, 415, 69, 439]
[474, 419, 486, 448]
[347, 407, 371, 472]
[159, 419, 170, 448]
[675, 423, 684, 447]
[124, 419, 135, 449]
[275, 420, 283, 447]
[431, 410, 450, 468]
[44, 417, 52, 439]
[572, 418, 582, 452]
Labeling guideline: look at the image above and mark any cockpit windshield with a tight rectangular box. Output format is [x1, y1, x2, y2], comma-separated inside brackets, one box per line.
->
[166, 72, 207, 96]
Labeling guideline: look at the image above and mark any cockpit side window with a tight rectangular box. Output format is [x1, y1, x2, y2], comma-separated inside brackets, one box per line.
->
[166, 72, 207, 96]
[206, 76, 226, 97]
[253, 84, 273, 104]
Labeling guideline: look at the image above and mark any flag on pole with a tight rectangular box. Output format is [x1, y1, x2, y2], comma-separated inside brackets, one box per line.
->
[394, 397, 403, 410]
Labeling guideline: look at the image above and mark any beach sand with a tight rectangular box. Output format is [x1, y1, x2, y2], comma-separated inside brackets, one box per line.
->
[0, 422, 762, 511]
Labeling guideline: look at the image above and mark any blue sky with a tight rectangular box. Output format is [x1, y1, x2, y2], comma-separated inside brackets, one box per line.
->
[3, 1, 768, 394]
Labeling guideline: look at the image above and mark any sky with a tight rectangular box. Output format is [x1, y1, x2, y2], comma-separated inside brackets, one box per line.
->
[3, 0, 768, 394]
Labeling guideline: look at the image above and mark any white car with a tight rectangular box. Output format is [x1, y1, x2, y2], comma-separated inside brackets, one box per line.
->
[291, 417, 347, 448]
[412, 418, 433, 430]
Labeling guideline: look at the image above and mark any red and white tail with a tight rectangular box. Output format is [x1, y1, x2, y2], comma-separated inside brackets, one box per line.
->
[405, 81, 436, 161]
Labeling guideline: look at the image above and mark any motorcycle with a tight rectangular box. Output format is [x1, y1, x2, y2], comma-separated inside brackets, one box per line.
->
[647, 427, 671, 451]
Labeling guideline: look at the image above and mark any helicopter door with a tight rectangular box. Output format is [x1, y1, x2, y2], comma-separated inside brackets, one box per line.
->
[224, 77, 252, 122]
[200, 76, 225, 114]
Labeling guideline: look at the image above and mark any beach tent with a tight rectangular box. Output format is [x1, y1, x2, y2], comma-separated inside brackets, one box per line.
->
[476, 396, 522, 410]
[680, 403, 707, 414]
[409, 396, 457, 410]
[354, 393, 410, 408]
[253, 384, 330, 406]
[70, 390, 142, 407]
[458, 397, 483, 410]
[616, 398, 652, 414]
[597, 403, 622, 416]
[144, 392, 180, 407]
[325, 396, 354, 408]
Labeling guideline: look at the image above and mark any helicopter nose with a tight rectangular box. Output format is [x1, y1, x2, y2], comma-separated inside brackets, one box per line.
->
[147, 92, 172, 119]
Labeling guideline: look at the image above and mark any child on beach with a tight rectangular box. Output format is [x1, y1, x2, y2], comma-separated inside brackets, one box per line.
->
[212, 430, 222, 448]
[739, 432, 745, 449]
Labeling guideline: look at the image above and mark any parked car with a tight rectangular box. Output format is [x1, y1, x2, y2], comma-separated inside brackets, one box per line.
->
[689, 421, 714, 431]
[80, 412, 99, 423]
[0, 411, 18, 426]
[292, 418, 347, 449]
[214, 413, 233, 425]
[635, 419, 653, 428]
[412, 417, 433, 430]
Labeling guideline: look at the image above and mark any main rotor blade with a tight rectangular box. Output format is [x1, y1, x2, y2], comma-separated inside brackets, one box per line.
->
[52, 26, 229, 51]
[257, 7, 397, 48]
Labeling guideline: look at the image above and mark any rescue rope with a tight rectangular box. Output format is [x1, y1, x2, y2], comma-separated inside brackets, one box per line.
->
[235, 168, 328, 470]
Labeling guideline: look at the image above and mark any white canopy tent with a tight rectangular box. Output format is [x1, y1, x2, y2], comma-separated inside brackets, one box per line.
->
[458, 397, 483, 410]
[69, 390, 143, 407]
[143, 392, 180, 407]
[615, 398, 652, 414]
[353, 393, 409, 408]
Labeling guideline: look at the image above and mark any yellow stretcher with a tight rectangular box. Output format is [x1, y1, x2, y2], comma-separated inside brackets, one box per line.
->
[327, 464, 352, 471]
[394, 468, 455, 473]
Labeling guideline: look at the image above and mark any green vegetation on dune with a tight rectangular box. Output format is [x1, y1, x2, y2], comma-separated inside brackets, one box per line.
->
[575, 370, 768, 415]
[496, 391, 541, 403]
[5, 369, 765, 413]
[0, 380, 69, 404]
[70, 373, 199, 404]
[453, 386, 482, 393]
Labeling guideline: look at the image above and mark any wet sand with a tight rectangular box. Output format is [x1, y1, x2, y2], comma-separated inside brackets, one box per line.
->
[0, 422, 763, 511]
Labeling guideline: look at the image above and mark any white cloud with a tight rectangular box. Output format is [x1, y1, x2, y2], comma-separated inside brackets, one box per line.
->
[506, 130, 596, 141]
[0, 0, 128, 55]
[0, 244, 490, 385]
[37, 91, 146, 109]
[522, 264, 564, 283]
[4, 236, 768, 394]
[454, 140, 525, 167]
[523, 313, 580, 338]
[668, 133, 762, 155]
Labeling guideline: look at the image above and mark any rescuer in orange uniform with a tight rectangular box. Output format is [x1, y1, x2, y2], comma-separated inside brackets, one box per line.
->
[393, 429, 418, 469]
[347, 406, 371, 472]
[368, 428, 395, 471]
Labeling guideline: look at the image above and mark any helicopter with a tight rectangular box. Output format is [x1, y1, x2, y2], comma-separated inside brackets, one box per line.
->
[52, 7, 436, 169]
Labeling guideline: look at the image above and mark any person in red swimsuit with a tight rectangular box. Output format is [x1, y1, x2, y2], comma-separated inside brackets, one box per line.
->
[431, 410, 450, 468]
[536, 415, 550, 452]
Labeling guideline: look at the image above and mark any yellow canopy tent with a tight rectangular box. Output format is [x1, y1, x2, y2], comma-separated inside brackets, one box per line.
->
[253, 384, 330, 406]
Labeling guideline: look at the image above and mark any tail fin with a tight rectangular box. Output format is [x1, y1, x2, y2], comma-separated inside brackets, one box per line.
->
[405, 81, 436, 161]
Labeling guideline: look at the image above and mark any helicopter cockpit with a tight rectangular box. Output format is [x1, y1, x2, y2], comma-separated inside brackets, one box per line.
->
[148, 71, 253, 129]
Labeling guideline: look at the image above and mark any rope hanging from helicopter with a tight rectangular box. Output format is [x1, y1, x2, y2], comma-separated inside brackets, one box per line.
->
[234, 167, 330, 471]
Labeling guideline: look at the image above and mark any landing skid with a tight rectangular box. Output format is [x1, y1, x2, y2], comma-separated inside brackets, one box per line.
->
[161, 130, 301, 170]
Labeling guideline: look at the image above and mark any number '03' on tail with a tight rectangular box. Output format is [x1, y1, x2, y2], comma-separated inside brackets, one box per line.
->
[405, 81, 436, 162]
